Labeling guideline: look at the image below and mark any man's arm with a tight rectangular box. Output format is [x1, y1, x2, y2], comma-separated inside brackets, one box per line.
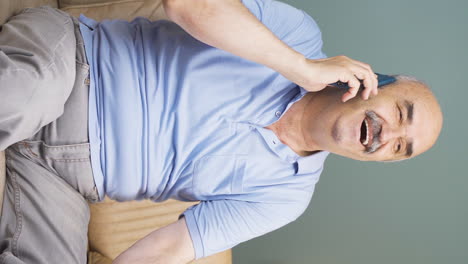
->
[163, 0, 378, 102]
[112, 217, 194, 264]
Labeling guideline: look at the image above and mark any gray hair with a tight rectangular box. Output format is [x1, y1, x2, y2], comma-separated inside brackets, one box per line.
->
[391, 74, 430, 90]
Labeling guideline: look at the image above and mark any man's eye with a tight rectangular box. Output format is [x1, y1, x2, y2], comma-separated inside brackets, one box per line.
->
[399, 107, 403, 123]
[396, 141, 401, 153]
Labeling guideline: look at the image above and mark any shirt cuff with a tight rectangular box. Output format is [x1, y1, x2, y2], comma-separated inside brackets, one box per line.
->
[181, 208, 205, 259]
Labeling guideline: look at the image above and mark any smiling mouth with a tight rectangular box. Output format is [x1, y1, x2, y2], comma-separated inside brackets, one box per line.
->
[360, 118, 370, 146]
[359, 111, 382, 153]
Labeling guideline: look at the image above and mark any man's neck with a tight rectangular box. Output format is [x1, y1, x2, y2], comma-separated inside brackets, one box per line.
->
[265, 93, 320, 157]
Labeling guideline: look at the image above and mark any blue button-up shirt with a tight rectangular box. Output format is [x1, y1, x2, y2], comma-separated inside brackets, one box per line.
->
[79, 0, 329, 259]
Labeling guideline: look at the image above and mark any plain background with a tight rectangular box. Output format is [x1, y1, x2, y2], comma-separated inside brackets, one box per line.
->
[233, 0, 468, 263]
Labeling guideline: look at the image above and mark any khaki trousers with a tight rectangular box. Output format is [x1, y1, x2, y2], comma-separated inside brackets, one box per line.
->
[0, 6, 99, 264]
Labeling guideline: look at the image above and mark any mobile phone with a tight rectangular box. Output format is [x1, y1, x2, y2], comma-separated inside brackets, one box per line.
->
[329, 73, 396, 89]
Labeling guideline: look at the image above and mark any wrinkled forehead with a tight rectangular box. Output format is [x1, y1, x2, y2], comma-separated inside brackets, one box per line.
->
[401, 84, 443, 157]
[380, 80, 442, 159]
[417, 96, 443, 149]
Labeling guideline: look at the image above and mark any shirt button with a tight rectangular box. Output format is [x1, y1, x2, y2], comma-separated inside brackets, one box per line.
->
[272, 140, 277, 144]
[275, 111, 281, 117]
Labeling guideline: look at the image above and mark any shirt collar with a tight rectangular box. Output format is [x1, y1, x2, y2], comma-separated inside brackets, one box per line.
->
[254, 126, 330, 175]
[254, 84, 328, 175]
[257, 85, 306, 127]
[255, 126, 299, 163]
[296, 151, 329, 175]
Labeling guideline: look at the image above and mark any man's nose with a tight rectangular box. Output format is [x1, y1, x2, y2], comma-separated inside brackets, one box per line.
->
[380, 125, 405, 143]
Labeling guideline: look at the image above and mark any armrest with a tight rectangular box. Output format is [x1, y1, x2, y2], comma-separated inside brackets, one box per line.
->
[87, 198, 232, 264]
[0, 151, 5, 216]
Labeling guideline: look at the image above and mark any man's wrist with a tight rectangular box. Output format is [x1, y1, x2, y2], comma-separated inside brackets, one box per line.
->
[273, 52, 311, 86]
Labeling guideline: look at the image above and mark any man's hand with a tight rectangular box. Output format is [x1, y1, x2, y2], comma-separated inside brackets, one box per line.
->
[164, 0, 377, 103]
[112, 217, 194, 264]
[283, 55, 379, 102]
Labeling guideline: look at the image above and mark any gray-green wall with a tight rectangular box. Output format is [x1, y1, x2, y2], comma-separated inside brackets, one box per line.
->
[233, 0, 468, 263]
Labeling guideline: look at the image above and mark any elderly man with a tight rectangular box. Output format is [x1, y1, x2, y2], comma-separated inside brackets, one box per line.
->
[0, 0, 442, 263]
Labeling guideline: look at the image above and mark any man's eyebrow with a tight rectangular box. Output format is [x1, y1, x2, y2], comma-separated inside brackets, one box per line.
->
[403, 100, 414, 157]
[404, 100, 414, 124]
[405, 141, 413, 157]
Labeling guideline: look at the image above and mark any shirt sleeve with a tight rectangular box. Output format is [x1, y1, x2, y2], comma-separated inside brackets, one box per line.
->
[181, 198, 310, 259]
[241, 0, 327, 59]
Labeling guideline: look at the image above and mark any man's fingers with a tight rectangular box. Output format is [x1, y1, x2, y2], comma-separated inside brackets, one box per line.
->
[305, 55, 378, 102]
[348, 58, 378, 95]
[341, 75, 361, 102]
[372, 73, 379, 96]
[359, 70, 376, 100]
[354, 61, 373, 74]
[351, 63, 378, 100]
[364, 64, 378, 97]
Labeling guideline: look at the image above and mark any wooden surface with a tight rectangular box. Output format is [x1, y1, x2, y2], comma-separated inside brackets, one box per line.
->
[88, 198, 232, 263]
[0, 151, 5, 215]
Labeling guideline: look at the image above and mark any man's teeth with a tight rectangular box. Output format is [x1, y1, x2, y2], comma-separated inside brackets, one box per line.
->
[363, 119, 369, 145]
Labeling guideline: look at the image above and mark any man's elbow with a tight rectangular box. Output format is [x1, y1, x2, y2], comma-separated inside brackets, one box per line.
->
[162, 0, 218, 26]
[162, 0, 180, 21]
[163, 0, 194, 23]
[113, 217, 195, 264]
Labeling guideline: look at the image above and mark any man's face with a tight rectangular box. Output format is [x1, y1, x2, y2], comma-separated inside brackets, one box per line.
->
[301, 80, 443, 161]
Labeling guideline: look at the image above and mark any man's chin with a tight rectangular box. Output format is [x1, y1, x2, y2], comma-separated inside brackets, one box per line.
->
[331, 122, 341, 143]
[331, 150, 373, 162]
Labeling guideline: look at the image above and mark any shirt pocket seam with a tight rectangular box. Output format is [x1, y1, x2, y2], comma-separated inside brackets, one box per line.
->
[193, 155, 246, 196]
[231, 157, 246, 193]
